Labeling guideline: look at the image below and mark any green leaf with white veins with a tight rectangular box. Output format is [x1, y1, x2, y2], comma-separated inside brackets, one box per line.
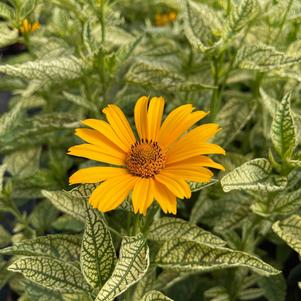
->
[95, 234, 149, 301]
[221, 158, 287, 192]
[155, 240, 280, 276]
[141, 290, 174, 301]
[81, 206, 116, 289]
[147, 217, 225, 247]
[0, 234, 81, 261]
[224, 0, 259, 38]
[8, 256, 90, 293]
[235, 44, 301, 71]
[42, 188, 87, 222]
[183, 0, 222, 52]
[271, 93, 296, 159]
[272, 215, 301, 256]
[0, 56, 84, 81]
[4, 147, 41, 178]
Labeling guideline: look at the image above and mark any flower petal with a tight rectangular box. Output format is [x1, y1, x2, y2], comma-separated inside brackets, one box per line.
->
[81, 119, 129, 152]
[69, 167, 128, 184]
[167, 143, 225, 164]
[155, 171, 191, 199]
[147, 96, 164, 141]
[153, 180, 177, 214]
[132, 178, 154, 215]
[89, 174, 138, 212]
[68, 144, 126, 166]
[158, 105, 208, 149]
[103, 104, 136, 148]
[164, 166, 213, 183]
[134, 96, 149, 140]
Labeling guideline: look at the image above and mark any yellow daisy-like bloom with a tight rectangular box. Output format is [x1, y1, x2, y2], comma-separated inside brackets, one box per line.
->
[19, 19, 41, 34]
[68, 97, 225, 215]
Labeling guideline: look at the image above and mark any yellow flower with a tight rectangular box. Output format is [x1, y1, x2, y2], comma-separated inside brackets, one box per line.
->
[155, 11, 177, 27]
[68, 97, 225, 215]
[19, 19, 41, 34]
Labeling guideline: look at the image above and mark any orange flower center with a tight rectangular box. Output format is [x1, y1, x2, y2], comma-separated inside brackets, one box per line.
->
[126, 139, 166, 178]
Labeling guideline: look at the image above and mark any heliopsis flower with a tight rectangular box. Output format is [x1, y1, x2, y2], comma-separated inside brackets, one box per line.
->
[155, 11, 177, 27]
[19, 19, 41, 34]
[68, 97, 225, 215]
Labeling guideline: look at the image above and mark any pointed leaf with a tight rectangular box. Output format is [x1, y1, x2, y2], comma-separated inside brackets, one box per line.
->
[183, 0, 222, 52]
[0, 234, 81, 261]
[221, 158, 287, 192]
[142, 290, 173, 301]
[272, 215, 301, 256]
[0, 56, 84, 81]
[147, 217, 225, 247]
[224, 0, 259, 37]
[235, 44, 301, 71]
[95, 234, 149, 301]
[258, 274, 286, 301]
[8, 256, 90, 293]
[189, 179, 218, 192]
[42, 188, 87, 222]
[81, 206, 116, 289]
[271, 93, 296, 159]
[4, 147, 41, 178]
[155, 240, 280, 276]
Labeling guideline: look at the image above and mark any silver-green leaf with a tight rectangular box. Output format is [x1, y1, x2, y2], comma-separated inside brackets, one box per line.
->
[81, 206, 116, 289]
[235, 44, 301, 71]
[0, 56, 84, 81]
[221, 158, 287, 192]
[0, 234, 81, 261]
[147, 217, 225, 247]
[8, 256, 90, 293]
[141, 290, 174, 301]
[224, 0, 259, 38]
[271, 93, 296, 159]
[155, 239, 280, 276]
[272, 215, 301, 256]
[95, 234, 149, 301]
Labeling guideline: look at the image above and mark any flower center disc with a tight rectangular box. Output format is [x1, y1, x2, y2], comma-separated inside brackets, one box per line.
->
[126, 139, 166, 178]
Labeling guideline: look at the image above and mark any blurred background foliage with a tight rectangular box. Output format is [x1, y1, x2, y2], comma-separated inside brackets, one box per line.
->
[1, 0, 301, 300]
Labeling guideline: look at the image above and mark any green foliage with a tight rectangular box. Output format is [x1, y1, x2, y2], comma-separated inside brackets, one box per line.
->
[221, 158, 287, 192]
[81, 206, 116, 289]
[1, 0, 301, 300]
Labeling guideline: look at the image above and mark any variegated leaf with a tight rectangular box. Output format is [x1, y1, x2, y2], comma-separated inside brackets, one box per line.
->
[4, 147, 41, 178]
[42, 189, 87, 222]
[0, 234, 81, 261]
[272, 215, 301, 256]
[189, 179, 218, 192]
[147, 217, 225, 246]
[183, 0, 222, 52]
[95, 234, 149, 301]
[8, 256, 90, 293]
[271, 93, 296, 159]
[0, 57, 84, 81]
[224, 0, 259, 37]
[81, 206, 116, 289]
[221, 158, 287, 192]
[141, 290, 174, 301]
[235, 44, 301, 71]
[269, 188, 301, 215]
[155, 240, 280, 276]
